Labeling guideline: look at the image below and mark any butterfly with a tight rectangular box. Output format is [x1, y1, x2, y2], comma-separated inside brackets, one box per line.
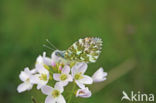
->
[45, 37, 103, 63]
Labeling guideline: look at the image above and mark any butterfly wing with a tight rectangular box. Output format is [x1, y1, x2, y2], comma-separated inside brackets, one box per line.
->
[64, 37, 103, 63]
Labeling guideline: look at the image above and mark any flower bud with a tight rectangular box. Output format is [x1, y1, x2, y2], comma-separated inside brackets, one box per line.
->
[92, 67, 107, 83]
[76, 87, 91, 98]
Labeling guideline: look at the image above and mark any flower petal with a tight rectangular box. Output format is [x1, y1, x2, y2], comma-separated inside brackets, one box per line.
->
[75, 81, 85, 89]
[17, 82, 32, 93]
[71, 66, 76, 76]
[36, 79, 49, 90]
[19, 67, 32, 81]
[62, 65, 70, 74]
[71, 63, 88, 76]
[36, 64, 49, 74]
[43, 52, 52, 66]
[53, 74, 61, 81]
[41, 85, 53, 95]
[30, 75, 40, 84]
[24, 67, 31, 74]
[56, 95, 66, 103]
[54, 83, 64, 93]
[79, 75, 93, 84]
[77, 62, 88, 74]
[71, 63, 80, 76]
[45, 95, 55, 103]
[19, 71, 29, 81]
[57, 81, 68, 87]
[30, 68, 37, 74]
[37, 83, 44, 90]
[67, 75, 73, 82]
[36, 55, 43, 64]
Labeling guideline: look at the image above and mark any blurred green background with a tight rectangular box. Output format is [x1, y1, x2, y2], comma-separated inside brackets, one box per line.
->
[0, 0, 155, 103]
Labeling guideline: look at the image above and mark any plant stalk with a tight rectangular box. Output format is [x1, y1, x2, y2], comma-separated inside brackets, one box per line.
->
[68, 82, 76, 103]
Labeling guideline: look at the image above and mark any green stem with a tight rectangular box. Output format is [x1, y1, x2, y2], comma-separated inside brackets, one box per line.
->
[68, 82, 76, 103]
[31, 96, 38, 103]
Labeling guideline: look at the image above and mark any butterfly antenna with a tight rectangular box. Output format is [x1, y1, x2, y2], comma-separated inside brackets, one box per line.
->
[46, 39, 58, 50]
[43, 44, 55, 51]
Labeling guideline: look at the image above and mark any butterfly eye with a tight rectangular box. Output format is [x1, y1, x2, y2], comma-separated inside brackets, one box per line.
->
[55, 52, 60, 56]
[55, 51, 65, 58]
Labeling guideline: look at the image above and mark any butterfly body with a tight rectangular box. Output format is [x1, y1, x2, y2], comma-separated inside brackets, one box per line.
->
[53, 37, 103, 63]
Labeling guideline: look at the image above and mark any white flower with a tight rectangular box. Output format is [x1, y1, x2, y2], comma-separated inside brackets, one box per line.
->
[36, 52, 52, 66]
[36, 51, 61, 67]
[92, 67, 107, 83]
[41, 84, 66, 103]
[76, 87, 92, 98]
[71, 62, 93, 89]
[17, 67, 34, 93]
[31, 52, 52, 74]
[53, 65, 73, 87]
[31, 64, 49, 89]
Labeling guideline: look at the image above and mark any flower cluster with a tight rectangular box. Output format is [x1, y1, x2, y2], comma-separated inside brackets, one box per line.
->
[17, 52, 107, 103]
